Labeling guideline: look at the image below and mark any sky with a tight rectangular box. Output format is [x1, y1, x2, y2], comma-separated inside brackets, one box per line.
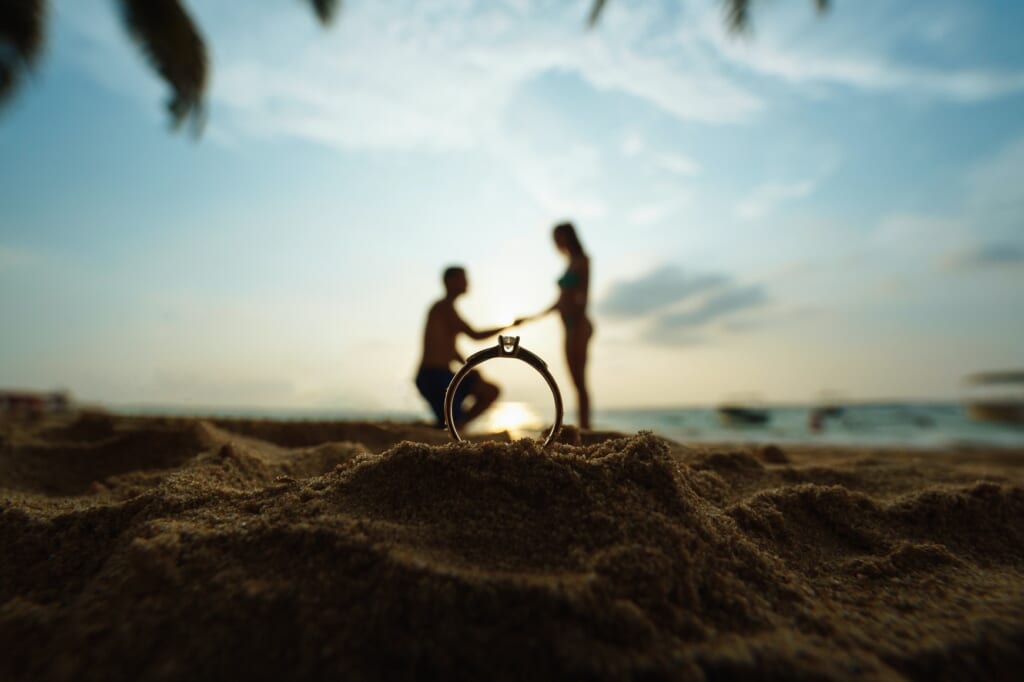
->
[1, 0, 1023, 418]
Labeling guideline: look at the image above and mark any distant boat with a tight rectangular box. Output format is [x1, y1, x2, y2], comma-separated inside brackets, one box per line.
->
[0, 389, 71, 418]
[964, 371, 1024, 425]
[808, 405, 844, 433]
[717, 405, 771, 426]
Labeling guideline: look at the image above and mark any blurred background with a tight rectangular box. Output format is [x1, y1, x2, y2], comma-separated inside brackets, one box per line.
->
[1, 0, 1022, 446]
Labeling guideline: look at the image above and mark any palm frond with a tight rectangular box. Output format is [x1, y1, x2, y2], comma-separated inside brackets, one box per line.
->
[587, 0, 607, 29]
[728, 0, 829, 32]
[0, 0, 46, 108]
[590, 0, 829, 32]
[307, 0, 341, 25]
[724, 0, 752, 33]
[117, 0, 208, 133]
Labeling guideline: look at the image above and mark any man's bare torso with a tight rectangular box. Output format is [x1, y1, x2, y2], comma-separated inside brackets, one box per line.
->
[420, 299, 462, 369]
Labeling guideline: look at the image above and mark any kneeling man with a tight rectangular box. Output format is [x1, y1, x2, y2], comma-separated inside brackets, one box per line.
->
[416, 266, 509, 429]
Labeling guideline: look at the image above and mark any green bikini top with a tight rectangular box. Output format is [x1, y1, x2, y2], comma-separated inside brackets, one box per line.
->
[558, 269, 581, 289]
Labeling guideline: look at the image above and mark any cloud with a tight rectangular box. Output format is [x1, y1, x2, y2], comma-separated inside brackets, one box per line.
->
[620, 131, 645, 156]
[648, 284, 768, 334]
[619, 132, 701, 175]
[655, 152, 701, 176]
[59, 0, 1024, 162]
[600, 265, 726, 317]
[717, 42, 1024, 101]
[700, 2, 1024, 102]
[626, 194, 692, 227]
[491, 135, 609, 219]
[600, 264, 772, 345]
[868, 135, 1024, 274]
[735, 179, 816, 221]
[60, 0, 764, 153]
[734, 147, 840, 221]
[941, 243, 1024, 272]
[54, 1, 758, 224]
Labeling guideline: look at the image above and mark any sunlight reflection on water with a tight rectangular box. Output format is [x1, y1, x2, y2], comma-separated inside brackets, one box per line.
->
[480, 401, 544, 440]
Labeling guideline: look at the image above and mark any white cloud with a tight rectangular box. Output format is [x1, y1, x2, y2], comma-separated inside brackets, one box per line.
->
[56, 0, 1024, 159]
[627, 194, 691, 227]
[716, 40, 1024, 101]
[734, 148, 839, 221]
[59, 0, 764, 153]
[619, 133, 700, 177]
[655, 152, 701, 176]
[699, 1, 1024, 102]
[620, 131, 645, 156]
[735, 179, 816, 221]
[492, 135, 609, 220]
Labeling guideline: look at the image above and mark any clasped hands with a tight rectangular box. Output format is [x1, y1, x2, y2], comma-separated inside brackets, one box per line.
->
[507, 313, 540, 330]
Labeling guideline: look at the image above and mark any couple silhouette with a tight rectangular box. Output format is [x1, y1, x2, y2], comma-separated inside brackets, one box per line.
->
[415, 222, 593, 432]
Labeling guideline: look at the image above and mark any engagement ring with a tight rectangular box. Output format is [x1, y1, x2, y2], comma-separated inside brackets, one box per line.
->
[444, 336, 564, 447]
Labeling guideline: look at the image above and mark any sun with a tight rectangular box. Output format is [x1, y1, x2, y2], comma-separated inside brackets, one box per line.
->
[484, 401, 542, 438]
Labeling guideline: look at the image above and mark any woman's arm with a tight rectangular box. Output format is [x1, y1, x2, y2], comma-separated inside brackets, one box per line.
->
[515, 255, 589, 325]
[451, 308, 510, 341]
[466, 324, 509, 341]
[514, 298, 560, 326]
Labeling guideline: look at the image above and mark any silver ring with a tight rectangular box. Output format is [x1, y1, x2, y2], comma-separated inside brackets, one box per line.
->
[444, 336, 564, 447]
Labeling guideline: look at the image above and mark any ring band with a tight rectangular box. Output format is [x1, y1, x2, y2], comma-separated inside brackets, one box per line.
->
[444, 335, 564, 447]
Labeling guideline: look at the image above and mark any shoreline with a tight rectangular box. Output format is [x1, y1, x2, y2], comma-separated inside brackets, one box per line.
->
[74, 399, 1024, 451]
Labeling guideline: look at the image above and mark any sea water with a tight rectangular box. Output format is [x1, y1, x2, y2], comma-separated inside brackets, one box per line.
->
[119, 401, 1024, 449]
[592, 403, 1024, 449]
[476, 401, 1024, 448]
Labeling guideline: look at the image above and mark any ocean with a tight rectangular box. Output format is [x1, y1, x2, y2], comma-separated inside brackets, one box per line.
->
[119, 401, 1024, 449]
[592, 403, 1024, 449]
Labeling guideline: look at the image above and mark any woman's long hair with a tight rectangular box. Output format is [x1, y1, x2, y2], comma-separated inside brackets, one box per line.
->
[553, 222, 585, 256]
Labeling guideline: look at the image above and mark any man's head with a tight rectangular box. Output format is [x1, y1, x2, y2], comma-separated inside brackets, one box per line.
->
[443, 266, 468, 297]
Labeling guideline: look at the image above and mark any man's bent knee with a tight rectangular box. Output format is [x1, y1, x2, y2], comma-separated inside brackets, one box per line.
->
[479, 382, 500, 402]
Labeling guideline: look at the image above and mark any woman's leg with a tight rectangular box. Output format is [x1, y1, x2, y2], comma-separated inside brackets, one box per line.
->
[565, 320, 592, 429]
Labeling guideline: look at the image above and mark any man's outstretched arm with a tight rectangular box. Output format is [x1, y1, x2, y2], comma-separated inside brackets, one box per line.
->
[451, 308, 509, 341]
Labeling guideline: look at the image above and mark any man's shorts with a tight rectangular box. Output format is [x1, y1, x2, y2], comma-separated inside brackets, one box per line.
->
[415, 367, 480, 427]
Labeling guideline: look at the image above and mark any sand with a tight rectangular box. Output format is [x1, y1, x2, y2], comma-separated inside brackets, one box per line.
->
[1, 412, 1023, 680]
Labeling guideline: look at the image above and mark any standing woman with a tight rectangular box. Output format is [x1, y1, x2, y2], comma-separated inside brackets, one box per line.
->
[518, 222, 593, 429]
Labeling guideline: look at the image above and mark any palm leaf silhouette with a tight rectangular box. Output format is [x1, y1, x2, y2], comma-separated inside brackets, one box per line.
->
[309, 0, 342, 24]
[117, 0, 336, 131]
[4, 1, 829, 132]
[724, 0, 751, 31]
[0, 0, 45, 106]
[588, 0, 830, 31]
[1, 0, 339, 128]
[587, 0, 607, 29]
[117, 0, 207, 132]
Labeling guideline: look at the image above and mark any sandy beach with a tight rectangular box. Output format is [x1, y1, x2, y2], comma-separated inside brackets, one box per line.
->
[2, 412, 1022, 680]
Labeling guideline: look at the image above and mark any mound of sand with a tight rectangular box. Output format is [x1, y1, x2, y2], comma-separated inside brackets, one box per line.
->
[1, 414, 1023, 680]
